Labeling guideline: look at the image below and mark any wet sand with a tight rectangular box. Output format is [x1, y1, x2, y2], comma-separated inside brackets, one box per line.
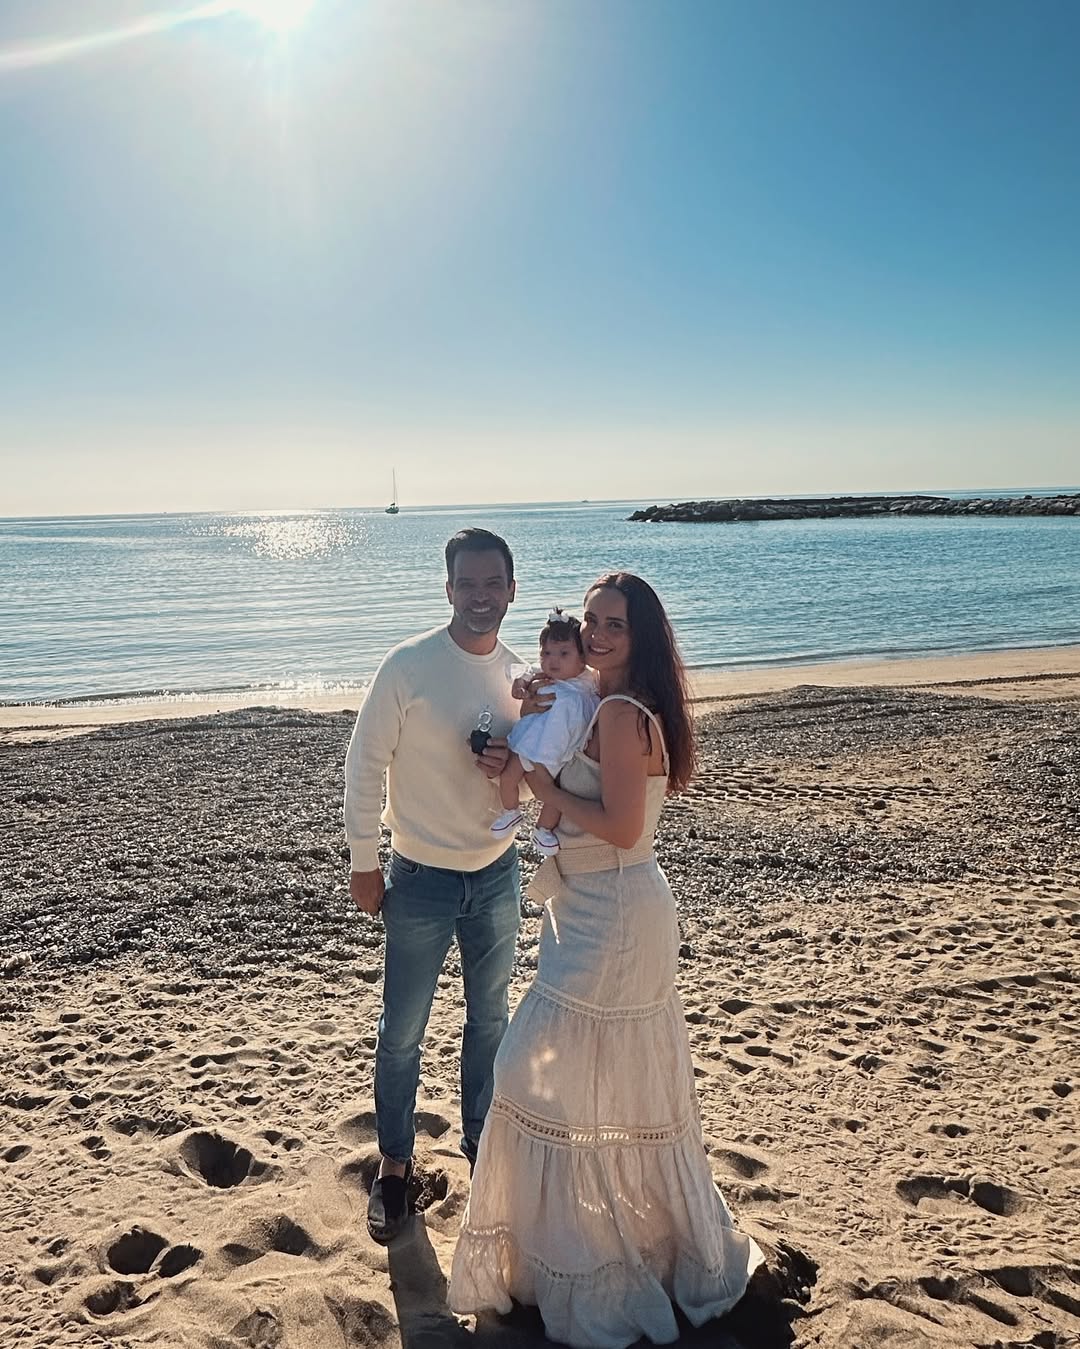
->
[2, 660, 1078, 1347]
[4, 644, 1080, 744]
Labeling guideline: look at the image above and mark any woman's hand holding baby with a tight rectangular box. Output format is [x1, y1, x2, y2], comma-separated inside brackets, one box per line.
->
[520, 673, 556, 718]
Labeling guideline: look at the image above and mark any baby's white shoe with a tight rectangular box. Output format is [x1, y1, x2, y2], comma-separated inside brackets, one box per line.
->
[532, 827, 560, 858]
[490, 809, 523, 837]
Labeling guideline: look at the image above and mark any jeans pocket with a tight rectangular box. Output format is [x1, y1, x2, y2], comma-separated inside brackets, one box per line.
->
[390, 852, 421, 880]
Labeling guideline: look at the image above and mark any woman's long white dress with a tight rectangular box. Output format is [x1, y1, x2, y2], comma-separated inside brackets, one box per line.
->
[449, 697, 763, 1349]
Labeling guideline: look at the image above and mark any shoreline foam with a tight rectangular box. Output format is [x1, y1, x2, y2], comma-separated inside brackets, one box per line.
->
[4, 643, 1079, 736]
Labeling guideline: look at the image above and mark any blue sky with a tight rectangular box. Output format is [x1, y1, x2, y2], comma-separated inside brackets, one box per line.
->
[2, 0, 1078, 514]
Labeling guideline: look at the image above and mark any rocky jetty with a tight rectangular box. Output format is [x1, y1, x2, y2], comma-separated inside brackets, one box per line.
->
[629, 492, 1080, 523]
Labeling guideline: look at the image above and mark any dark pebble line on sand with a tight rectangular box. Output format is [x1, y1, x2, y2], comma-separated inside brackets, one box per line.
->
[1, 689, 1077, 988]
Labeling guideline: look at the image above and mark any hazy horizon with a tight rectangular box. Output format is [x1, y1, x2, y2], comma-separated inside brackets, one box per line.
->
[4, 482, 1080, 524]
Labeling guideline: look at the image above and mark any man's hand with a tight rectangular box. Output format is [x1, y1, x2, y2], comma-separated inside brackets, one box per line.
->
[474, 734, 511, 779]
[520, 674, 556, 718]
[350, 868, 385, 915]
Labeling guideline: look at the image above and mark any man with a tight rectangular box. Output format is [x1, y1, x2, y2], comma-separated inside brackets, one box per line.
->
[344, 527, 523, 1244]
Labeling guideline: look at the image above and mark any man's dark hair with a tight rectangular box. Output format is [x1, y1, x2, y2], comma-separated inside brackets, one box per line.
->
[444, 528, 515, 584]
[539, 607, 584, 655]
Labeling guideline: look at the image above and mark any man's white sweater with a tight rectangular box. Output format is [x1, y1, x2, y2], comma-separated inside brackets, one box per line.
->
[344, 625, 523, 873]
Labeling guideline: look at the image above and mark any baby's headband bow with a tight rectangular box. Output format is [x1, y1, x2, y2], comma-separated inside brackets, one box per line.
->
[547, 606, 571, 624]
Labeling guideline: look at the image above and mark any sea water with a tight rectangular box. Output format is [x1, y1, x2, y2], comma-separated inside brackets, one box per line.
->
[2, 496, 1079, 704]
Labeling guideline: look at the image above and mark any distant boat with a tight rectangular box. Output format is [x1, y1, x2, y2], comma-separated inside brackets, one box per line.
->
[385, 470, 399, 515]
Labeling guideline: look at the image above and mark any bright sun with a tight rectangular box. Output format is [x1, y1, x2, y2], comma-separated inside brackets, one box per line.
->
[231, 0, 316, 33]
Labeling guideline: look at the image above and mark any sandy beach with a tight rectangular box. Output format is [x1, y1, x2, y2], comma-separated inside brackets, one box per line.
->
[5, 644, 1080, 739]
[2, 649, 1078, 1347]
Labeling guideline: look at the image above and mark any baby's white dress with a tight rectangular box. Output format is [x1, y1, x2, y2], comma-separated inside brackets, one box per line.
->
[508, 670, 600, 774]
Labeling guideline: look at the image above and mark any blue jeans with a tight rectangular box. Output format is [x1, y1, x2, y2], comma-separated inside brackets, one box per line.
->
[375, 846, 521, 1164]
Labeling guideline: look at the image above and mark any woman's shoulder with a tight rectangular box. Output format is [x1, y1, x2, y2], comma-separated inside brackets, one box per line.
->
[595, 693, 659, 742]
[596, 691, 656, 717]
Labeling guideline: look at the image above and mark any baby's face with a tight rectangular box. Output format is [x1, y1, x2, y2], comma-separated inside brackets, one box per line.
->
[540, 638, 586, 681]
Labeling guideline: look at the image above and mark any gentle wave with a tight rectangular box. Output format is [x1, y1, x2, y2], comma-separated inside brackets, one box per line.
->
[3, 497, 1080, 704]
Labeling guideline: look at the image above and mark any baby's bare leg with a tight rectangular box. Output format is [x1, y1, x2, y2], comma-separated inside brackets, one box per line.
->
[499, 754, 527, 812]
[536, 800, 562, 831]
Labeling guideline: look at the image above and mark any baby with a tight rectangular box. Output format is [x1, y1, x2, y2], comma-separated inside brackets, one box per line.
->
[490, 608, 600, 857]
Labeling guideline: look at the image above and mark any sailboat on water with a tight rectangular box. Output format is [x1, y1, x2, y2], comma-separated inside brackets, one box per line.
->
[385, 470, 400, 515]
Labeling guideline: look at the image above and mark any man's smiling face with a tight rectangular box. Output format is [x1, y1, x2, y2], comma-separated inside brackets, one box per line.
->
[446, 548, 516, 644]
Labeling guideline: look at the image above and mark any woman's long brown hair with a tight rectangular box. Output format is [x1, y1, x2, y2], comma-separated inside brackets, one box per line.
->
[587, 572, 696, 792]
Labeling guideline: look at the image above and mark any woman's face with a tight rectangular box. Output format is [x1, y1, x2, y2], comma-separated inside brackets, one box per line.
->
[581, 586, 631, 678]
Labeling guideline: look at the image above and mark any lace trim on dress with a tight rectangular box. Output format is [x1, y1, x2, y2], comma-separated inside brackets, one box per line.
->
[455, 1226, 749, 1292]
[490, 1094, 694, 1149]
[532, 979, 673, 1022]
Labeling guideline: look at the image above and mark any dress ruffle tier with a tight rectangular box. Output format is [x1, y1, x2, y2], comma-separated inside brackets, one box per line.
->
[449, 981, 763, 1348]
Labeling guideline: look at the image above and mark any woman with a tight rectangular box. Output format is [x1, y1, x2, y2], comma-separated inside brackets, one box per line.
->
[448, 573, 763, 1348]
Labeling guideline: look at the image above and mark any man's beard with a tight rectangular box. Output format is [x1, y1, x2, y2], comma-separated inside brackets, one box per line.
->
[461, 608, 501, 633]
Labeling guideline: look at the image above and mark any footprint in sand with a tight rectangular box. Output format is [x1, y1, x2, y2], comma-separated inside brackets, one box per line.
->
[80, 1277, 142, 1319]
[168, 1129, 272, 1188]
[321, 1296, 397, 1347]
[895, 1173, 1027, 1216]
[80, 1133, 111, 1160]
[711, 1147, 770, 1180]
[860, 1261, 1080, 1341]
[76, 1229, 203, 1325]
[157, 1245, 202, 1277]
[928, 1121, 970, 1138]
[2, 1089, 54, 1111]
[109, 1111, 191, 1139]
[219, 1213, 328, 1266]
[709, 1147, 797, 1208]
[104, 1226, 170, 1275]
[742, 1042, 795, 1066]
[990, 1262, 1080, 1325]
[261, 1128, 304, 1152]
[338, 1107, 452, 1147]
[916, 1274, 1021, 1329]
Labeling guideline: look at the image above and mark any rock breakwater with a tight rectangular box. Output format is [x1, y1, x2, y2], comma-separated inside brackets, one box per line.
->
[629, 493, 1080, 523]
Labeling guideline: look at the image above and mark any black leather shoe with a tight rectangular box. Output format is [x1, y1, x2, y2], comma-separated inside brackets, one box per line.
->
[367, 1160, 413, 1244]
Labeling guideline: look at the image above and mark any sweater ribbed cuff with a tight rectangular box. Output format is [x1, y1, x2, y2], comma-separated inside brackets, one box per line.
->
[349, 841, 381, 873]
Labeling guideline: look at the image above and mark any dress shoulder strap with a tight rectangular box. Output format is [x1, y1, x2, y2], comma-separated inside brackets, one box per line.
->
[582, 694, 669, 775]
